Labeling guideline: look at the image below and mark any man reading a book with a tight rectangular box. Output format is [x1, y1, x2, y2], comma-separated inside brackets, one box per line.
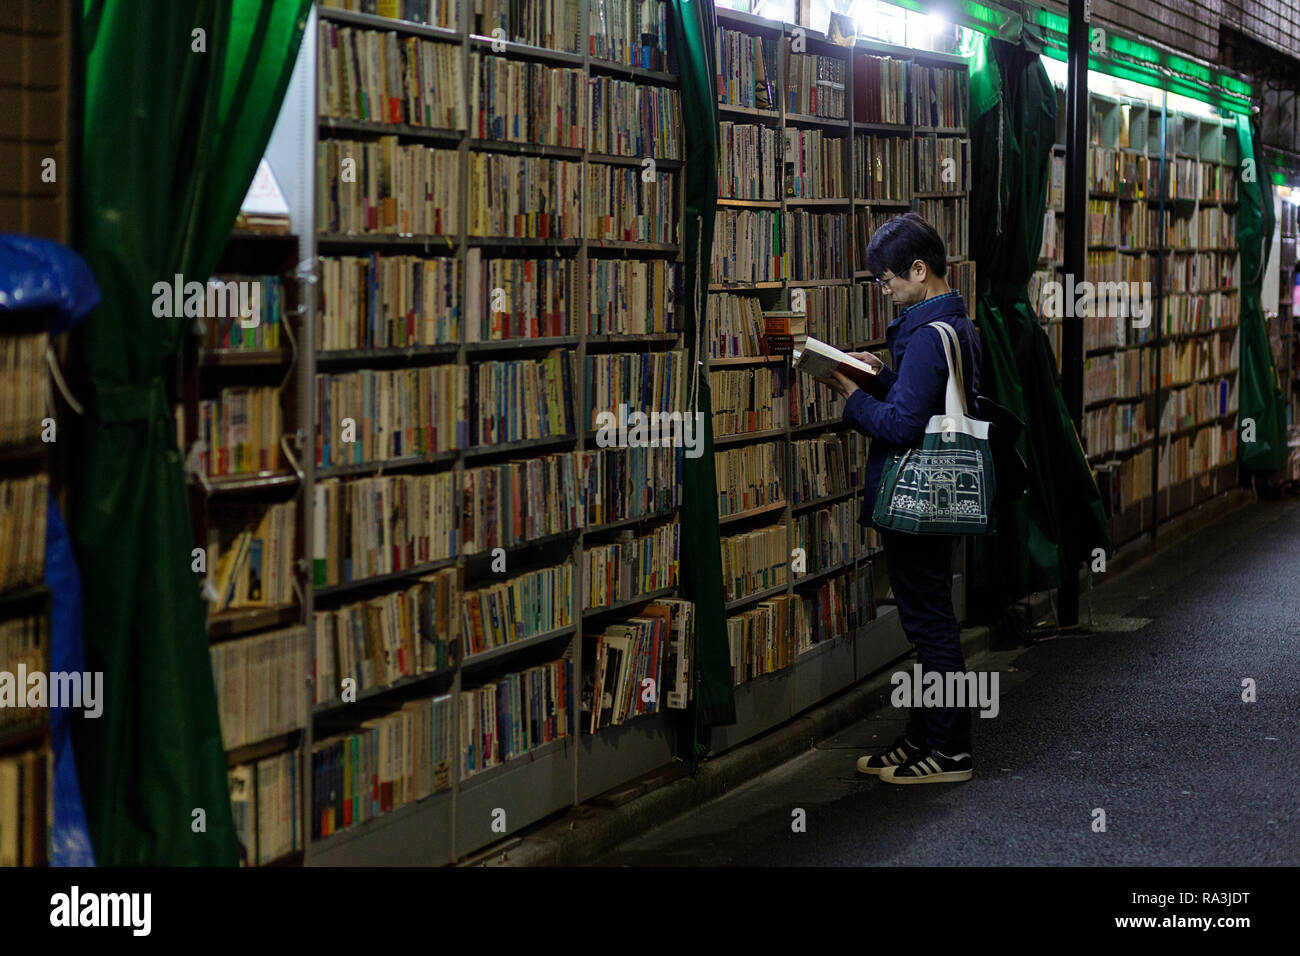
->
[815, 212, 982, 785]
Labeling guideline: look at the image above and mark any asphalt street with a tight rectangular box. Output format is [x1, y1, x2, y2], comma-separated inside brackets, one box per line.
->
[595, 498, 1300, 866]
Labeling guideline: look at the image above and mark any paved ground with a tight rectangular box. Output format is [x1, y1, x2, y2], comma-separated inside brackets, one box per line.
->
[594, 498, 1300, 866]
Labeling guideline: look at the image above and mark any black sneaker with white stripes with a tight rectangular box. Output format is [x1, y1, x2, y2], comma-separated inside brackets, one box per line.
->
[857, 735, 924, 775]
[879, 749, 973, 784]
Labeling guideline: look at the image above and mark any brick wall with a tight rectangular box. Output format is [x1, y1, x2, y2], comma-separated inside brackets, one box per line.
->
[0, 0, 70, 242]
[1221, 0, 1300, 59]
[1086, 0, 1300, 63]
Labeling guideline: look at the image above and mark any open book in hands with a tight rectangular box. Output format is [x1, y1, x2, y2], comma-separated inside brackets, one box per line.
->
[792, 337, 881, 391]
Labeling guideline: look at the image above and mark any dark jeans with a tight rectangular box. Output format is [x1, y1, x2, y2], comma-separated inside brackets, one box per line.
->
[880, 529, 972, 755]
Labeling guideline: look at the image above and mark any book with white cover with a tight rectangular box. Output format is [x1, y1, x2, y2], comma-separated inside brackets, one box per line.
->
[792, 337, 878, 390]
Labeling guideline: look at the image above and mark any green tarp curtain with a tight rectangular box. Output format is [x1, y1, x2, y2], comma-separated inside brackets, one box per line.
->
[1234, 116, 1287, 473]
[71, 0, 310, 865]
[668, 0, 734, 731]
[965, 34, 1110, 616]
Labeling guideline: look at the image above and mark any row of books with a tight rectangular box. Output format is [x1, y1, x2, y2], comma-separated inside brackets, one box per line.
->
[711, 208, 785, 284]
[590, 74, 683, 158]
[318, 254, 459, 351]
[197, 387, 283, 478]
[855, 280, 891, 344]
[210, 626, 310, 751]
[950, 261, 977, 314]
[916, 196, 966, 259]
[715, 28, 776, 110]
[913, 64, 968, 129]
[854, 55, 908, 125]
[1162, 251, 1237, 292]
[584, 349, 686, 429]
[469, 153, 582, 238]
[1088, 199, 1117, 243]
[1084, 350, 1147, 404]
[784, 211, 847, 280]
[584, 165, 677, 242]
[715, 440, 783, 518]
[802, 285, 865, 347]
[1048, 152, 1065, 208]
[465, 252, 573, 340]
[785, 127, 847, 199]
[316, 366, 466, 468]
[785, 45, 847, 119]
[316, 138, 459, 236]
[0, 616, 44, 731]
[587, 258, 680, 334]
[727, 594, 797, 684]
[1162, 293, 1240, 330]
[317, 22, 466, 129]
[582, 521, 680, 608]
[793, 499, 856, 575]
[583, 443, 681, 525]
[717, 121, 781, 201]
[229, 752, 302, 866]
[854, 207, 892, 272]
[313, 569, 460, 704]
[1089, 146, 1120, 194]
[471, 56, 585, 147]
[1118, 203, 1149, 249]
[1156, 336, 1239, 385]
[789, 370, 846, 426]
[1158, 379, 1236, 432]
[312, 471, 459, 586]
[471, 0, 583, 53]
[913, 134, 968, 193]
[1157, 424, 1236, 487]
[0, 747, 48, 866]
[318, 253, 682, 349]
[794, 566, 871, 651]
[588, 0, 672, 72]
[791, 435, 851, 505]
[854, 134, 911, 200]
[208, 502, 296, 614]
[461, 657, 573, 777]
[1083, 402, 1149, 456]
[583, 598, 693, 732]
[1197, 207, 1238, 248]
[721, 522, 787, 603]
[0, 474, 47, 592]
[461, 562, 572, 656]
[461, 453, 582, 554]
[470, 352, 576, 445]
[202, 276, 285, 352]
[0, 332, 47, 447]
[710, 365, 786, 437]
[311, 694, 454, 840]
[319, 0, 456, 29]
[706, 292, 765, 358]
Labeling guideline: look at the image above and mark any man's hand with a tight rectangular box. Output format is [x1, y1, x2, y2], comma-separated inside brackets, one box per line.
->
[815, 369, 859, 400]
[845, 350, 884, 372]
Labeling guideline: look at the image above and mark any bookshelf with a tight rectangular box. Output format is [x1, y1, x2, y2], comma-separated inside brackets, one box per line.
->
[289, 0, 693, 864]
[1033, 89, 1241, 547]
[702, 10, 971, 753]
[0, 309, 52, 867]
[176, 230, 310, 867]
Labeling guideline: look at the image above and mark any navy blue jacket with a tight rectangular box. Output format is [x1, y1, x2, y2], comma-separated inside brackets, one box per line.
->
[842, 290, 982, 528]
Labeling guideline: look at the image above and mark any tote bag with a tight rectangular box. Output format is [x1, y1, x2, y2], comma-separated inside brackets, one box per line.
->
[872, 321, 996, 535]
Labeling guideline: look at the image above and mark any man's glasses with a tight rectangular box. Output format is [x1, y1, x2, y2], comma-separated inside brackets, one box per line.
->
[869, 272, 899, 286]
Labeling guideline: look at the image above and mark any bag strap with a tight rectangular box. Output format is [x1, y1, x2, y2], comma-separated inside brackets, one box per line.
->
[928, 320, 969, 419]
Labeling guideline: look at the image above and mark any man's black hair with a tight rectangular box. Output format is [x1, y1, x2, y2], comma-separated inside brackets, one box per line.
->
[865, 211, 947, 280]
